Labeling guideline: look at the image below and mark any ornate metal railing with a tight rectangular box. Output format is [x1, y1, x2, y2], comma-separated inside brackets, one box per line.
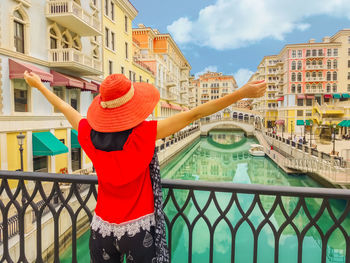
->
[0, 171, 349, 262]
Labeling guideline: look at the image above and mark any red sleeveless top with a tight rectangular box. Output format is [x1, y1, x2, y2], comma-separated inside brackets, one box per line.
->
[78, 118, 157, 224]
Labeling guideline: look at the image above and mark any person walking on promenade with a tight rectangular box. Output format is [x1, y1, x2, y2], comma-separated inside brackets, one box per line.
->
[24, 71, 266, 263]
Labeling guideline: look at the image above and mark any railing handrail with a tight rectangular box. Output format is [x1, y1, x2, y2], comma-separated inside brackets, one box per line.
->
[0, 171, 349, 198]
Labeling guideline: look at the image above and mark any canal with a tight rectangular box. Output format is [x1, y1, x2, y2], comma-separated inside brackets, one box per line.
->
[61, 131, 349, 263]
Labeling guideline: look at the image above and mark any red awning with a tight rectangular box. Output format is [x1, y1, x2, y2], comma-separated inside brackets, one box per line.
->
[161, 101, 170, 108]
[277, 96, 284, 101]
[306, 95, 315, 99]
[324, 94, 332, 99]
[80, 79, 98, 92]
[297, 94, 306, 99]
[50, 70, 84, 89]
[9, 59, 53, 82]
[91, 81, 100, 93]
[170, 104, 182, 111]
[275, 120, 285, 125]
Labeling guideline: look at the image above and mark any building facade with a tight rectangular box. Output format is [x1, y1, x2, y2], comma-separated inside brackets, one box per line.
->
[0, 0, 103, 174]
[252, 29, 350, 140]
[132, 24, 191, 119]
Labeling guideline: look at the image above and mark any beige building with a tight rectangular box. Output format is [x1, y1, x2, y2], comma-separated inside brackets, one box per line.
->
[132, 24, 191, 119]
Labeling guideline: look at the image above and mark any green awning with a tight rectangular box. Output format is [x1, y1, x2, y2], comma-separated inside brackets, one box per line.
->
[296, 120, 305, 126]
[342, 94, 350, 98]
[305, 120, 312, 126]
[32, 132, 68, 156]
[71, 130, 81, 148]
[333, 94, 341, 99]
[338, 120, 350, 127]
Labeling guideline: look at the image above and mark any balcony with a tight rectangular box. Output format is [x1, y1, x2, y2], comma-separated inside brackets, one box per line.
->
[305, 77, 324, 82]
[164, 91, 177, 101]
[166, 79, 176, 87]
[46, 0, 101, 36]
[305, 65, 324, 70]
[305, 88, 324, 94]
[306, 53, 325, 58]
[180, 87, 187, 94]
[48, 48, 102, 75]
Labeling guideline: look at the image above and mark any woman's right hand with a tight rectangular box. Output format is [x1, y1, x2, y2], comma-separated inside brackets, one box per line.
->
[24, 70, 43, 89]
[238, 80, 267, 99]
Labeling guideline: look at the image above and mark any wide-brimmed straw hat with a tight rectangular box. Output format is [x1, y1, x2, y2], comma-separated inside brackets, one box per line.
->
[87, 74, 160, 132]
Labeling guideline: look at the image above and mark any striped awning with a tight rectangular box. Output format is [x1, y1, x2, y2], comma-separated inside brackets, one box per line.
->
[277, 96, 284, 101]
[296, 120, 305, 126]
[324, 94, 332, 99]
[333, 94, 341, 99]
[306, 95, 315, 99]
[161, 101, 171, 108]
[275, 120, 285, 125]
[9, 59, 53, 82]
[50, 70, 84, 89]
[338, 120, 350, 127]
[342, 94, 350, 98]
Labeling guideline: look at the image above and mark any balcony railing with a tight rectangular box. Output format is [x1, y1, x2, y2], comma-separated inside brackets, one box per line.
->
[305, 77, 324, 82]
[0, 171, 349, 262]
[46, 0, 101, 36]
[166, 79, 176, 87]
[48, 48, 102, 75]
[305, 65, 324, 70]
[305, 88, 324, 94]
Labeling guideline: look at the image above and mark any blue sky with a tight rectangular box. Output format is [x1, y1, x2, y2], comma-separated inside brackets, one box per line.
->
[131, 0, 350, 87]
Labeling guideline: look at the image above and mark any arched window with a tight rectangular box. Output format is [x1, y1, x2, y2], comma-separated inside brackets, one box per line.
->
[326, 84, 331, 92]
[306, 72, 310, 78]
[72, 36, 82, 51]
[312, 49, 317, 56]
[318, 60, 322, 66]
[318, 72, 322, 78]
[13, 9, 28, 53]
[312, 60, 316, 66]
[297, 73, 302, 81]
[297, 61, 302, 70]
[333, 83, 337, 92]
[327, 71, 331, 81]
[327, 60, 331, 69]
[291, 84, 296, 93]
[297, 84, 302, 93]
[61, 31, 72, 49]
[333, 60, 337, 69]
[318, 83, 322, 90]
[291, 73, 296, 82]
[312, 84, 316, 90]
[306, 84, 310, 90]
[306, 60, 311, 66]
[49, 24, 61, 49]
[312, 72, 316, 78]
[291, 61, 296, 70]
[333, 71, 337, 81]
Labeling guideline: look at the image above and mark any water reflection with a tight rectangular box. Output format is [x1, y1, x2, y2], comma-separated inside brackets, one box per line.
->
[162, 131, 350, 263]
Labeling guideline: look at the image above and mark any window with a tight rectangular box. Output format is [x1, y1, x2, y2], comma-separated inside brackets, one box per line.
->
[333, 71, 337, 81]
[327, 49, 332, 56]
[348, 36, 350, 44]
[348, 72, 350, 80]
[312, 49, 316, 56]
[306, 99, 312, 106]
[318, 72, 322, 78]
[53, 87, 65, 113]
[108, 60, 113, 75]
[291, 73, 296, 82]
[297, 73, 302, 82]
[348, 60, 350, 68]
[306, 60, 310, 66]
[111, 2, 114, 20]
[332, 83, 337, 92]
[49, 28, 58, 49]
[297, 61, 302, 70]
[292, 50, 296, 58]
[105, 27, 109, 48]
[69, 89, 79, 111]
[348, 48, 350, 56]
[125, 15, 128, 32]
[14, 10, 25, 53]
[327, 71, 331, 81]
[318, 60, 322, 66]
[327, 60, 331, 69]
[111, 32, 115, 50]
[121, 66, 124, 74]
[297, 110, 303, 116]
[318, 49, 323, 56]
[291, 61, 296, 70]
[33, 156, 48, 173]
[139, 75, 142, 82]
[298, 50, 302, 58]
[105, 0, 108, 15]
[297, 99, 304, 106]
[297, 84, 302, 93]
[13, 79, 30, 112]
[291, 84, 296, 93]
[333, 60, 337, 69]
[333, 48, 338, 56]
[348, 84, 350, 92]
[327, 84, 331, 92]
[125, 42, 128, 59]
[306, 50, 310, 57]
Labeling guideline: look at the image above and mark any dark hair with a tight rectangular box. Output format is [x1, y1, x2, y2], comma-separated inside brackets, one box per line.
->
[90, 128, 132, 152]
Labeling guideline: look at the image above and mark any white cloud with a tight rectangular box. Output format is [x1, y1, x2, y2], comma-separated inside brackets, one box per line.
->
[167, 0, 350, 50]
[233, 68, 254, 87]
[195, 65, 218, 78]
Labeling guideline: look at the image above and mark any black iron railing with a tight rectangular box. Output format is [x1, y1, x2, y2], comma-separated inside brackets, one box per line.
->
[0, 171, 350, 263]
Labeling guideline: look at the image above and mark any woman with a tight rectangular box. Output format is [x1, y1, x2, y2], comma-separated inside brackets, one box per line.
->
[24, 71, 266, 262]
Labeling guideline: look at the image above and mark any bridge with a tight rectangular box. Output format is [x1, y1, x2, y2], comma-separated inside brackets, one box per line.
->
[199, 107, 262, 136]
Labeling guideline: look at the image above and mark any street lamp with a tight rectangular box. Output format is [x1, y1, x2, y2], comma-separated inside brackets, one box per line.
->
[332, 124, 336, 155]
[17, 132, 25, 171]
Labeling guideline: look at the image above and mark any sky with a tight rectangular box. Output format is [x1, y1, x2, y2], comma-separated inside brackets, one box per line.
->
[130, 0, 350, 87]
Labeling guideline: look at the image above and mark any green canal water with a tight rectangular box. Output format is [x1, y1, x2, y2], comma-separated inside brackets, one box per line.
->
[61, 131, 350, 263]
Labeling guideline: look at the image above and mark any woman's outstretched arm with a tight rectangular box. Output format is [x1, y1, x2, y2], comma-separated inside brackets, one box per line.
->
[24, 71, 82, 130]
[156, 80, 266, 140]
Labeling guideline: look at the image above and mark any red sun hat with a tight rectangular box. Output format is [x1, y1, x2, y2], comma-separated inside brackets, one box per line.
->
[87, 74, 160, 132]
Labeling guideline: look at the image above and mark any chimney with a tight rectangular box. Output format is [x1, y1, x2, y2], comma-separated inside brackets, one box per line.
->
[322, 36, 330, 43]
[308, 38, 316, 43]
[138, 24, 145, 28]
